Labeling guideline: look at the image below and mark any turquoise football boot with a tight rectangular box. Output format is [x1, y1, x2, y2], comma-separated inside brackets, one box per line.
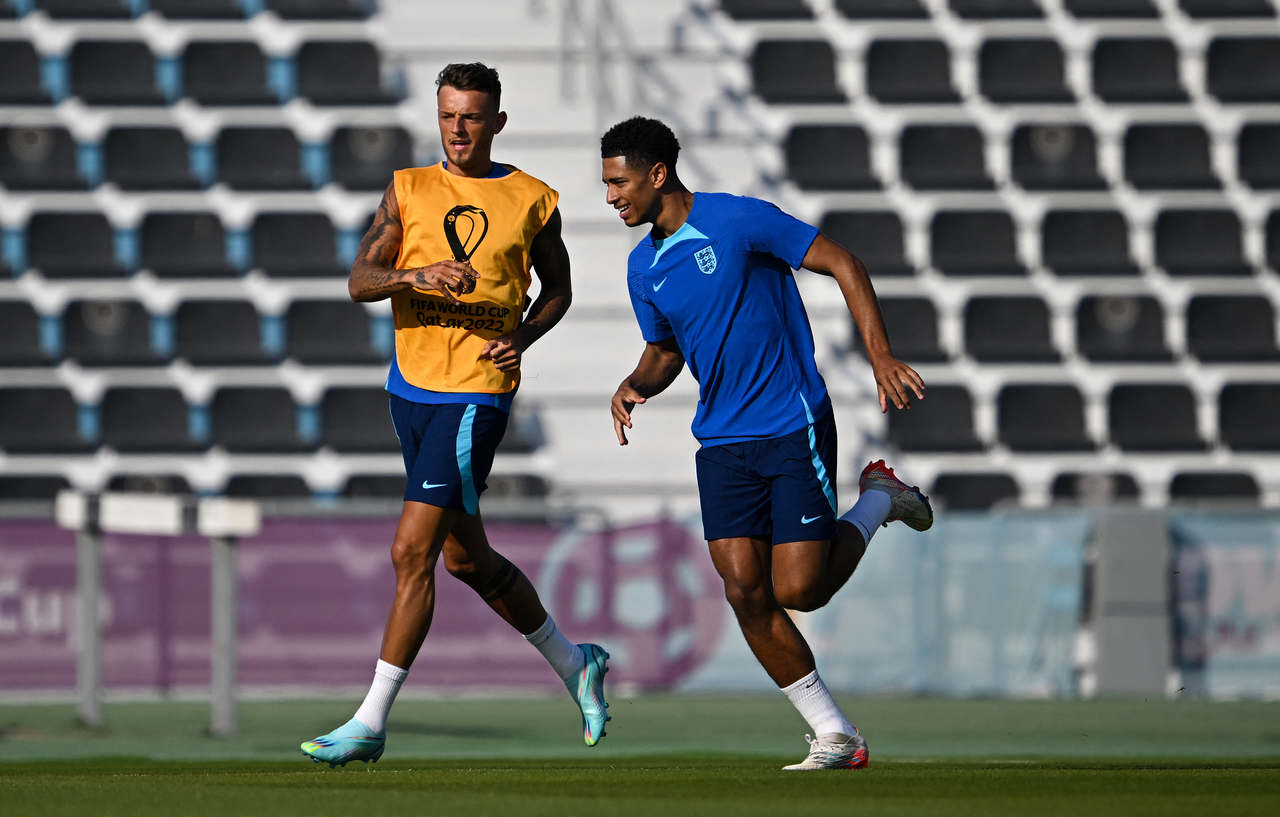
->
[300, 717, 385, 767]
[568, 643, 610, 746]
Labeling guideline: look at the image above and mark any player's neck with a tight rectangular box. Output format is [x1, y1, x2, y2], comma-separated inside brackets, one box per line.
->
[651, 188, 694, 239]
[444, 157, 496, 178]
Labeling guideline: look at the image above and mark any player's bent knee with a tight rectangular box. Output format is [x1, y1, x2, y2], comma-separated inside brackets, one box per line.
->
[774, 584, 828, 613]
[722, 578, 772, 619]
[390, 537, 436, 580]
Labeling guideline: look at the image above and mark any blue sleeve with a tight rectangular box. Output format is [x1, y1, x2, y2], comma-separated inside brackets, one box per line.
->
[628, 268, 673, 342]
[740, 197, 820, 270]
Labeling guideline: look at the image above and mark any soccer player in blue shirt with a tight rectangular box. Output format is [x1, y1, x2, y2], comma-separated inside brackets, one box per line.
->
[601, 117, 933, 770]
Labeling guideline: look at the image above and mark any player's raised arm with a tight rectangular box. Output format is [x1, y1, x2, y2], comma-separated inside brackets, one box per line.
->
[801, 233, 925, 414]
[611, 335, 684, 445]
[348, 180, 478, 304]
[479, 207, 572, 372]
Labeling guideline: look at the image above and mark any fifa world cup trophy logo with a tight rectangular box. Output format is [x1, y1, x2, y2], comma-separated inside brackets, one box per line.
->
[442, 205, 488, 295]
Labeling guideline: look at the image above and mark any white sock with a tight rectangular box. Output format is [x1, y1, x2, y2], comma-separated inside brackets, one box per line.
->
[781, 670, 857, 738]
[352, 659, 407, 733]
[524, 614, 584, 684]
[840, 489, 892, 546]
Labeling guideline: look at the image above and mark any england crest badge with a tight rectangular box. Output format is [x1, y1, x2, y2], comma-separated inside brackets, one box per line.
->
[694, 245, 717, 274]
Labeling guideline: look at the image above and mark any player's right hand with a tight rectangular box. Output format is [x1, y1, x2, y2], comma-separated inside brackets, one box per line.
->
[610, 381, 647, 446]
[410, 261, 478, 304]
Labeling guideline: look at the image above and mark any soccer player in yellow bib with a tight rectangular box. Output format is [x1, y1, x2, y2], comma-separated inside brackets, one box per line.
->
[300, 63, 609, 767]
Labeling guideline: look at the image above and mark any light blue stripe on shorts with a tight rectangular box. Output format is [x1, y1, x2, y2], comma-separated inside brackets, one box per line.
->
[456, 404, 478, 514]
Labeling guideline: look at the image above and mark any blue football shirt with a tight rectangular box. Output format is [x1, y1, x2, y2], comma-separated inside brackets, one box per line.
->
[626, 192, 829, 446]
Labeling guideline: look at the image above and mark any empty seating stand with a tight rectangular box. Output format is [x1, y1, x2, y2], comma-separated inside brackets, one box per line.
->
[62, 299, 160, 365]
[1125, 125, 1218, 190]
[0, 126, 86, 189]
[286, 300, 382, 363]
[266, 0, 375, 19]
[70, 40, 165, 105]
[34, 1, 132, 17]
[1076, 295, 1172, 362]
[979, 39, 1072, 103]
[27, 212, 124, 277]
[1179, 0, 1274, 17]
[835, 0, 927, 16]
[851, 297, 947, 362]
[998, 383, 1093, 451]
[1156, 210, 1251, 276]
[931, 472, 1021, 510]
[216, 128, 311, 190]
[901, 126, 991, 189]
[1051, 472, 1140, 504]
[0, 475, 72, 500]
[1169, 472, 1259, 505]
[932, 211, 1025, 275]
[141, 212, 238, 278]
[1064, 0, 1156, 17]
[721, 0, 813, 18]
[750, 40, 845, 104]
[0, 301, 52, 365]
[105, 128, 201, 190]
[100, 387, 200, 452]
[964, 296, 1059, 362]
[331, 127, 413, 190]
[1185, 295, 1280, 361]
[1219, 383, 1280, 450]
[298, 41, 399, 105]
[1093, 39, 1187, 103]
[343, 474, 405, 498]
[1011, 125, 1106, 191]
[151, 0, 250, 18]
[0, 40, 52, 104]
[818, 211, 913, 276]
[252, 212, 344, 276]
[1041, 210, 1138, 275]
[224, 474, 312, 498]
[886, 384, 983, 451]
[950, 0, 1042, 17]
[175, 299, 275, 365]
[1207, 38, 1280, 102]
[320, 387, 397, 451]
[183, 41, 279, 105]
[784, 125, 878, 190]
[1238, 124, 1280, 189]
[210, 387, 310, 451]
[1108, 383, 1204, 451]
[106, 474, 193, 494]
[866, 40, 958, 103]
[0, 387, 88, 452]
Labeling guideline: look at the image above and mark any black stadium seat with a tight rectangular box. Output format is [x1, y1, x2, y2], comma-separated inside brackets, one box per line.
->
[34, 0, 132, 18]
[216, 128, 311, 190]
[1064, 0, 1156, 17]
[931, 472, 1021, 510]
[107, 474, 194, 494]
[1179, 0, 1273, 17]
[901, 126, 991, 189]
[286, 300, 382, 363]
[100, 387, 200, 452]
[1219, 383, 1280, 450]
[62, 299, 160, 365]
[1076, 295, 1172, 362]
[27, 212, 124, 278]
[151, 0, 249, 18]
[0, 126, 87, 189]
[343, 474, 405, 498]
[1169, 472, 1259, 504]
[331, 126, 413, 190]
[183, 41, 279, 105]
[0, 475, 73, 500]
[1207, 38, 1280, 102]
[252, 212, 344, 276]
[69, 40, 165, 105]
[886, 384, 983, 452]
[835, 0, 927, 16]
[141, 212, 238, 278]
[1093, 38, 1187, 102]
[998, 384, 1093, 451]
[721, 0, 813, 18]
[950, 0, 1042, 17]
[211, 387, 310, 452]
[1186, 295, 1280, 361]
[979, 39, 1072, 103]
[1041, 210, 1138, 276]
[818, 211, 913, 276]
[0, 40, 51, 104]
[1269, 211, 1280, 269]
[1051, 472, 1140, 504]
[104, 128, 201, 190]
[320, 387, 398, 452]
[224, 474, 312, 498]
[851, 297, 947, 363]
[298, 40, 400, 105]
[175, 299, 275, 365]
[1156, 210, 1251, 276]
[1109, 383, 1204, 451]
[1011, 125, 1106, 190]
[1237, 124, 1280, 189]
[932, 211, 1025, 275]
[0, 387, 88, 452]
[750, 40, 845, 104]
[266, 0, 375, 19]
[0, 301, 52, 365]
[1124, 124, 1218, 190]
[964, 296, 1059, 362]
[866, 39, 958, 103]
[784, 125, 878, 190]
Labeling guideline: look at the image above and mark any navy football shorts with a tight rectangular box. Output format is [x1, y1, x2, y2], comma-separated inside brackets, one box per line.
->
[694, 408, 839, 545]
[389, 394, 509, 514]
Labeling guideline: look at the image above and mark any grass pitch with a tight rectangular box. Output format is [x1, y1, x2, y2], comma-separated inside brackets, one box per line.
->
[1, 696, 1278, 816]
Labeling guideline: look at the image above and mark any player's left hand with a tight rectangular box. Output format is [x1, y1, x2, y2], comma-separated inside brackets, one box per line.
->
[870, 355, 925, 413]
[478, 333, 527, 372]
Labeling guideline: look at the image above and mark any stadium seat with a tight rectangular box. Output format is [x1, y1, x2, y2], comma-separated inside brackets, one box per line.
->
[931, 211, 1025, 275]
[106, 473, 194, 494]
[1010, 125, 1106, 190]
[486, 473, 552, 500]
[104, 128, 201, 190]
[331, 126, 413, 191]
[851, 297, 947, 363]
[265, 0, 375, 19]
[286, 300, 381, 363]
[62, 299, 159, 366]
[1063, 0, 1156, 17]
[1093, 39, 1188, 102]
[34, 0, 132, 18]
[1237, 124, 1280, 189]
[721, 0, 813, 18]
[901, 126, 991, 189]
[865, 40, 958, 103]
[343, 474, 406, 498]
[216, 127, 311, 190]
[140, 212, 238, 278]
[949, 0, 1042, 17]
[1269, 210, 1280, 269]
[784, 125, 878, 190]
[964, 296, 1059, 362]
[1220, 382, 1280, 450]
[252, 212, 344, 276]
[834, 0, 926, 17]
[1155, 210, 1251, 276]
[100, 387, 200, 452]
[298, 40, 400, 105]
[1179, 0, 1274, 17]
[997, 384, 1093, 451]
[0, 126, 87, 189]
[0, 300, 52, 365]
[151, 0, 249, 18]
[1108, 383, 1205, 451]
[930, 472, 1021, 510]
[750, 40, 845, 104]
[1124, 125, 1218, 189]
[1186, 295, 1279, 361]
[320, 387, 397, 452]
[1169, 472, 1260, 504]
[69, 41, 165, 105]
[0, 474, 72, 499]
[174, 299, 275, 365]
[183, 41, 279, 105]
[1041, 210, 1138, 275]
[27, 212, 124, 278]
[210, 387, 310, 452]
[979, 39, 1072, 103]
[224, 474, 312, 498]
[1207, 38, 1280, 102]
[818, 211, 913, 276]
[1076, 295, 1172, 362]
[0, 40, 51, 104]
[501, 401, 548, 454]
[886, 384, 983, 452]
[0, 387, 88, 452]
[1051, 472, 1140, 504]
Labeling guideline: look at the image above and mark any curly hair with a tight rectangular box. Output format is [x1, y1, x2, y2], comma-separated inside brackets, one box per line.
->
[436, 62, 501, 107]
[600, 116, 680, 171]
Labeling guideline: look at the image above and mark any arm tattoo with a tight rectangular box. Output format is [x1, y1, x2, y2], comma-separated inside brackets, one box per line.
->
[349, 184, 407, 302]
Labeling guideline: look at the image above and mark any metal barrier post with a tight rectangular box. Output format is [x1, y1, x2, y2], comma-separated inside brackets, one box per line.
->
[75, 527, 102, 728]
[209, 535, 238, 738]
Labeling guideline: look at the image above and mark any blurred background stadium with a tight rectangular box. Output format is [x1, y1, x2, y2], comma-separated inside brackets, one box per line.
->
[1, 0, 1278, 753]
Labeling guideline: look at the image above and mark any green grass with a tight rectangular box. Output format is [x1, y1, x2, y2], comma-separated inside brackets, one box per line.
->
[2, 696, 1279, 816]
